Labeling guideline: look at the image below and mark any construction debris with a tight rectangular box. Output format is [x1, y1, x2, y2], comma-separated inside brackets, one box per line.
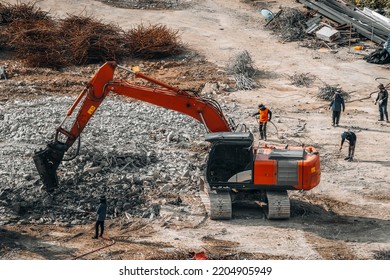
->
[1, 15, 128, 68]
[125, 23, 184, 59]
[0, 96, 210, 225]
[266, 7, 308, 42]
[364, 48, 390, 64]
[349, 0, 390, 17]
[317, 83, 350, 101]
[263, 2, 390, 52]
[0, 66, 6, 79]
[6, 19, 68, 68]
[0, 3, 185, 68]
[286, 72, 316, 87]
[60, 15, 128, 65]
[373, 250, 390, 260]
[305, 15, 322, 34]
[298, 0, 390, 45]
[315, 26, 340, 42]
[226, 50, 258, 90]
[0, 1, 50, 23]
[97, 0, 186, 10]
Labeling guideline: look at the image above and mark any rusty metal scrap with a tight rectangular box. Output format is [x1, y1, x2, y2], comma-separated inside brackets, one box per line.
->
[0, 1, 50, 24]
[0, 3, 185, 68]
[125, 23, 184, 59]
[3, 19, 67, 68]
[60, 15, 128, 65]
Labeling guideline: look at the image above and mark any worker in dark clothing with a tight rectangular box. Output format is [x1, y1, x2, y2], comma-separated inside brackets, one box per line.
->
[252, 104, 272, 140]
[93, 196, 107, 239]
[375, 84, 388, 122]
[340, 131, 357, 162]
[329, 92, 345, 126]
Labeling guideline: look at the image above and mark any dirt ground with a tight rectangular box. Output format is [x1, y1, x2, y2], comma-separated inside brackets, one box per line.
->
[1, 0, 390, 260]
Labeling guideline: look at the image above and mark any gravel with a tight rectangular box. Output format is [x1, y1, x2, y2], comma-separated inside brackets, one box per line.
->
[0, 95, 220, 225]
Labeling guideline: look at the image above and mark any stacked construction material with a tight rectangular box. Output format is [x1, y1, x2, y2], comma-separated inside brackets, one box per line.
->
[298, 0, 390, 45]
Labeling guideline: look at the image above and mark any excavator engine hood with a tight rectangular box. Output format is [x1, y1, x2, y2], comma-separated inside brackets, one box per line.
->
[33, 142, 67, 192]
[205, 131, 254, 144]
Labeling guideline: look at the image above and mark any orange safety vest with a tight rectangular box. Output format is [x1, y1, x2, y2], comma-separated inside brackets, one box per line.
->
[259, 108, 269, 122]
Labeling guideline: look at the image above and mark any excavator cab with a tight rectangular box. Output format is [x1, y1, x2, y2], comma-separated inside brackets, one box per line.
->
[205, 132, 254, 187]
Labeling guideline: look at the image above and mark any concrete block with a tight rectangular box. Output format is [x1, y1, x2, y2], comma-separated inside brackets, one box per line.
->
[316, 26, 340, 42]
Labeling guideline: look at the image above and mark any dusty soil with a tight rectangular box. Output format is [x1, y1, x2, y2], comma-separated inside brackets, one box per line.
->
[1, 0, 390, 260]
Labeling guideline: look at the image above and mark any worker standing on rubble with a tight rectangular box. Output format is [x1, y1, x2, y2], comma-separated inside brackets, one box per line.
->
[375, 84, 388, 122]
[93, 195, 107, 239]
[339, 130, 357, 162]
[329, 92, 345, 126]
[252, 104, 272, 140]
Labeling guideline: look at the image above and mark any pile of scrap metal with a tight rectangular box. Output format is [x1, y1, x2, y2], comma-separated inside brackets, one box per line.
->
[298, 0, 390, 44]
[298, 0, 390, 63]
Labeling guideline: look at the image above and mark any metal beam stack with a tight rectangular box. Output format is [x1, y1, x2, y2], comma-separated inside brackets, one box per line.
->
[298, 0, 390, 44]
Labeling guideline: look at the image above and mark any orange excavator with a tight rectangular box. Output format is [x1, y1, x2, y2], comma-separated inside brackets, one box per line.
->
[33, 61, 321, 220]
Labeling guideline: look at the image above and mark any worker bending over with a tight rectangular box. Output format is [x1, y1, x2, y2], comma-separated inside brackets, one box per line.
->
[340, 131, 357, 162]
[252, 104, 272, 140]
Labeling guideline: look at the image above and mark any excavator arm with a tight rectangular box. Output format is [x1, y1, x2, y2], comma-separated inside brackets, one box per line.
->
[33, 61, 233, 191]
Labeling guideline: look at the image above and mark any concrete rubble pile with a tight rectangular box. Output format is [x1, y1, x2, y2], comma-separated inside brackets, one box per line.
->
[0, 96, 221, 226]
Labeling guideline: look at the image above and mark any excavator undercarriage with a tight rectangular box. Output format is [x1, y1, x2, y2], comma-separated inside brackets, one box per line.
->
[207, 189, 291, 220]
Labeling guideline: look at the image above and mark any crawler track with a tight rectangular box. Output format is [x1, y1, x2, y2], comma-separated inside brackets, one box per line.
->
[209, 191, 232, 220]
[264, 191, 290, 219]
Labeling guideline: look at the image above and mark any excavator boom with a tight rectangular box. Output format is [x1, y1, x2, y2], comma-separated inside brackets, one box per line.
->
[33, 62, 232, 191]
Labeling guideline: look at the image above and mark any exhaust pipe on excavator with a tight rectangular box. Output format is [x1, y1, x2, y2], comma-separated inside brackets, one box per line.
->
[33, 142, 67, 192]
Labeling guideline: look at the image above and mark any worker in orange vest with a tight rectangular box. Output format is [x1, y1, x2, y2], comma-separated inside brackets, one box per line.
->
[252, 104, 272, 140]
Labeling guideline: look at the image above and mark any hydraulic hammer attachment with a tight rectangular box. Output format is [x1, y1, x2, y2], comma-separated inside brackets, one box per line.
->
[33, 142, 67, 192]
